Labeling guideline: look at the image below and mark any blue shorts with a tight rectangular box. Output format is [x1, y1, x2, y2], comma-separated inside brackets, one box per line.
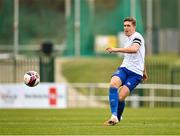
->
[112, 67, 142, 92]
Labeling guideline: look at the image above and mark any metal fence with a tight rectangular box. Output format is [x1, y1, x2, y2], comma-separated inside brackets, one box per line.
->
[0, 54, 39, 83]
[1, 56, 179, 84]
[0, 54, 56, 83]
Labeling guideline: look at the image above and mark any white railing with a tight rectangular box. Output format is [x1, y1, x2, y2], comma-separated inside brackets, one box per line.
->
[67, 83, 180, 108]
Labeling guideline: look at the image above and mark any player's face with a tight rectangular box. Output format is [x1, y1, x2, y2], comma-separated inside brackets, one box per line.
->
[124, 21, 136, 37]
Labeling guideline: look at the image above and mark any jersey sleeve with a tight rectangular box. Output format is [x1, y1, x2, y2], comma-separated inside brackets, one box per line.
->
[132, 37, 142, 46]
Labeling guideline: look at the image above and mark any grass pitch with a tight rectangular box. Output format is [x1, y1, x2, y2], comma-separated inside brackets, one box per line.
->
[0, 108, 179, 135]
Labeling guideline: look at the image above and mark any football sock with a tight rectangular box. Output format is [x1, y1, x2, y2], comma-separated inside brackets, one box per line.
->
[117, 100, 125, 121]
[109, 87, 119, 117]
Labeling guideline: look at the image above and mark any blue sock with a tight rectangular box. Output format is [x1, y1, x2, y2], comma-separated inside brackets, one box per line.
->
[109, 87, 119, 116]
[117, 100, 125, 121]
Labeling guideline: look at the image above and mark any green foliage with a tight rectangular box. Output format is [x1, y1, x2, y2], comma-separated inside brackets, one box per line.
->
[0, 108, 179, 135]
[0, 0, 13, 44]
[19, 3, 65, 44]
[0, 0, 65, 45]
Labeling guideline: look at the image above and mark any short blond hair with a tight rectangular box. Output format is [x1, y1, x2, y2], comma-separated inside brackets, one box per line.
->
[124, 17, 136, 26]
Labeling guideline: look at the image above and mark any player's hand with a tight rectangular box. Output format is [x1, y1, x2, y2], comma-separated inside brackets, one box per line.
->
[142, 72, 148, 82]
[106, 47, 114, 53]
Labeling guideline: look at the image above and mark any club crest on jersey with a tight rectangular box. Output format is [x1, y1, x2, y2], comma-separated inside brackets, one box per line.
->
[127, 82, 131, 86]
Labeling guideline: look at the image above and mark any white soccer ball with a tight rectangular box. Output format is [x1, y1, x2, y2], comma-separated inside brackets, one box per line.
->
[24, 71, 40, 87]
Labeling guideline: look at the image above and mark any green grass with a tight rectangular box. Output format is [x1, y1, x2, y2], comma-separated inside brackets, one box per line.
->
[0, 108, 179, 135]
[61, 55, 180, 84]
[62, 57, 120, 83]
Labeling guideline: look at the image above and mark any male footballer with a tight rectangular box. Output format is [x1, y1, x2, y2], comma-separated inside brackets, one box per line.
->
[104, 17, 148, 126]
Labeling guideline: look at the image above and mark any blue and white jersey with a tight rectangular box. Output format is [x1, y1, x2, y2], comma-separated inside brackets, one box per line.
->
[120, 32, 145, 76]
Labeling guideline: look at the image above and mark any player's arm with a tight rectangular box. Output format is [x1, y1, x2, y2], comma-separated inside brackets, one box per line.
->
[106, 37, 141, 53]
[106, 44, 140, 53]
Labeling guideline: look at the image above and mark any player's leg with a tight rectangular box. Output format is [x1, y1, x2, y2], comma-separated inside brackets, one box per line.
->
[104, 76, 122, 126]
[109, 76, 122, 116]
[117, 100, 125, 121]
[104, 67, 127, 126]
[117, 85, 130, 121]
[117, 72, 143, 120]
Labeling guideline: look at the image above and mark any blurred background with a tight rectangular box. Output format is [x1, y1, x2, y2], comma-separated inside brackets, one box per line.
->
[0, 0, 180, 108]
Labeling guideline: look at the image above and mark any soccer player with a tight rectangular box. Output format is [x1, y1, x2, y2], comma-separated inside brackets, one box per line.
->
[104, 17, 148, 126]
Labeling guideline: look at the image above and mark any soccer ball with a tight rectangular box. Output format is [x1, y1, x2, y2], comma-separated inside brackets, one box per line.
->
[24, 71, 40, 87]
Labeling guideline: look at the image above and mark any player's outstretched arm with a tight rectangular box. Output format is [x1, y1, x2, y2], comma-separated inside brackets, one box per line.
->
[106, 44, 140, 54]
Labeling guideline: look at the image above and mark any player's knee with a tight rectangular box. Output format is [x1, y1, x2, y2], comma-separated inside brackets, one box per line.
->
[110, 77, 121, 88]
[119, 89, 129, 101]
[110, 80, 119, 88]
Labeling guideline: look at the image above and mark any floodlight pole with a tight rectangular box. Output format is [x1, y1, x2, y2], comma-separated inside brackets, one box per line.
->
[130, 0, 136, 18]
[74, 0, 81, 57]
[65, 0, 71, 19]
[179, 0, 180, 54]
[146, 0, 153, 55]
[13, 0, 19, 57]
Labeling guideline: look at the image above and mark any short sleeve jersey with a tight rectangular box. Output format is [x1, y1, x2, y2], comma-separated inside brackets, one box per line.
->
[120, 32, 145, 76]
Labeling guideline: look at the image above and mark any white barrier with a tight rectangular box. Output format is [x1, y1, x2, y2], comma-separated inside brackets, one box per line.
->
[68, 83, 180, 108]
[0, 83, 67, 108]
